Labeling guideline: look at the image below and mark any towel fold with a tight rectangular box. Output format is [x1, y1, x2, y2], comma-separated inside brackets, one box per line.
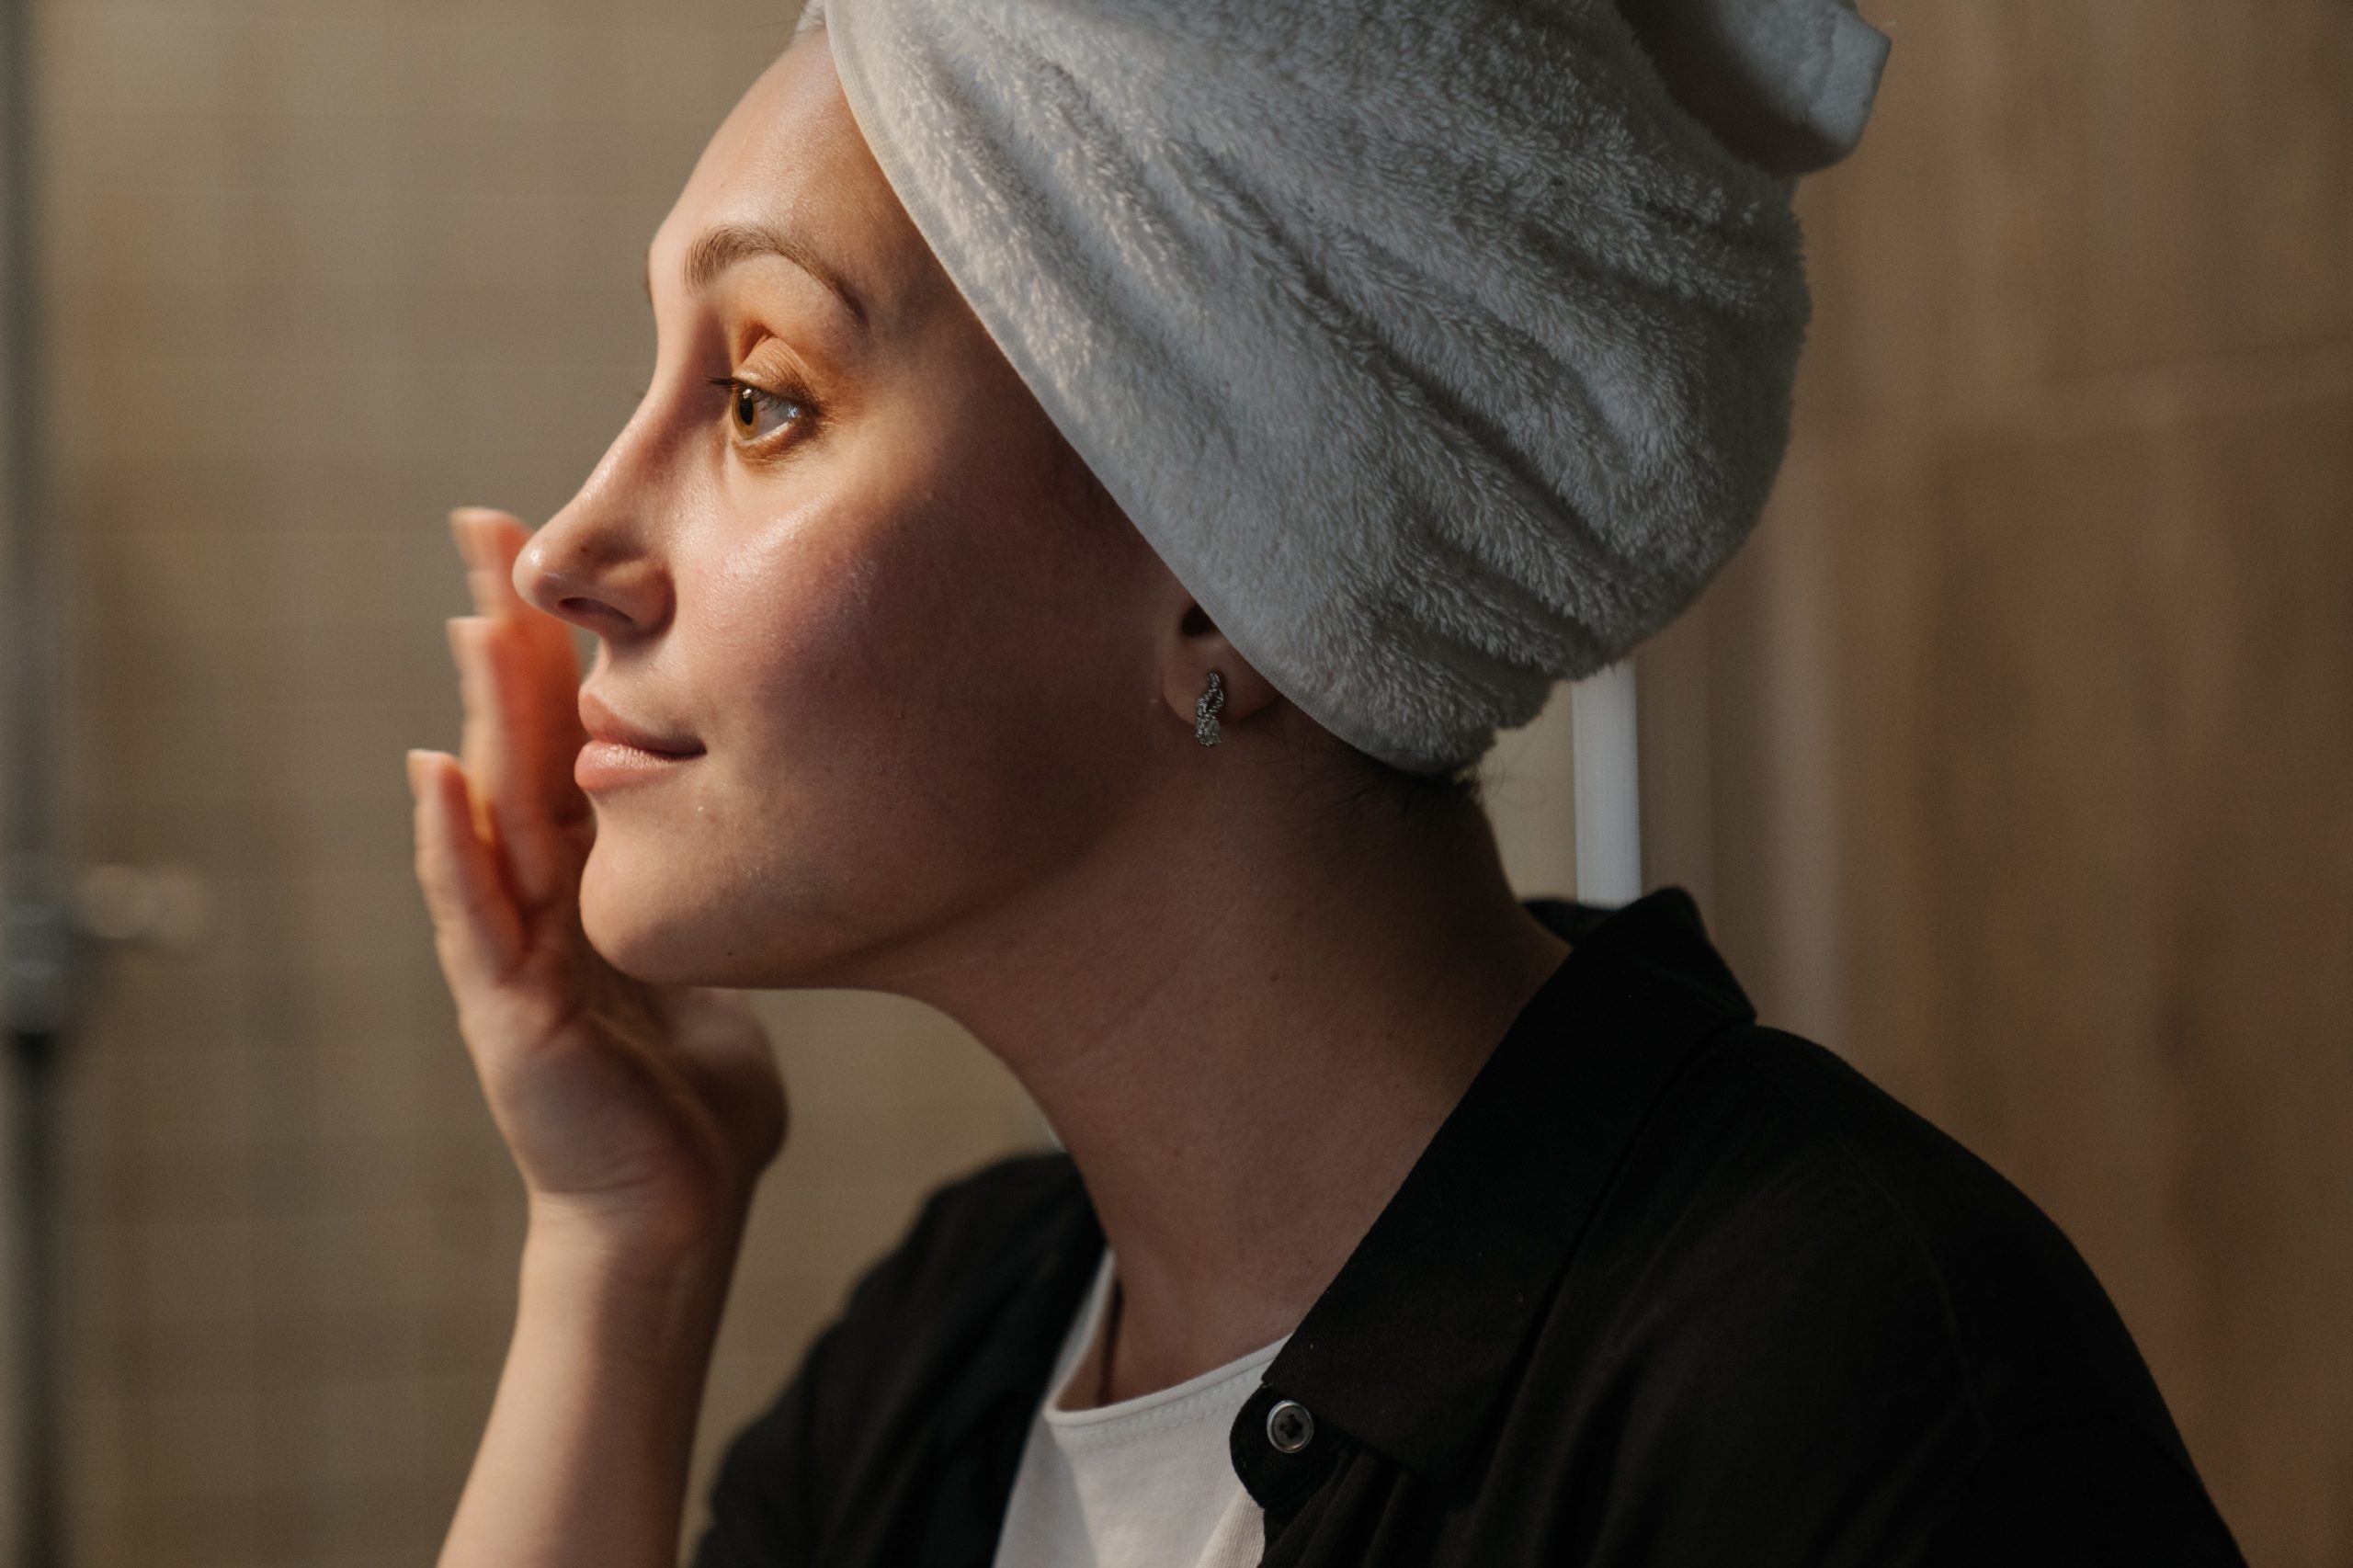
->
[805, 0, 1888, 772]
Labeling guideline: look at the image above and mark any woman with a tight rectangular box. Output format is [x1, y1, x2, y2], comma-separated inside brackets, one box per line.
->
[408, 3, 2245, 1565]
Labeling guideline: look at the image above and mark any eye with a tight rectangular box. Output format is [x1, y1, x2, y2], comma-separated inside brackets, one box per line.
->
[710, 376, 810, 445]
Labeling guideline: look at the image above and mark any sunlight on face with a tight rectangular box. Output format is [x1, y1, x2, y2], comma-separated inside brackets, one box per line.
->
[517, 33, 1166, 989]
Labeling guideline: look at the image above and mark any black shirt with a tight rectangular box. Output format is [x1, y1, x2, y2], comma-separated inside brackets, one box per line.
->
[690, 889, 2245, 1567]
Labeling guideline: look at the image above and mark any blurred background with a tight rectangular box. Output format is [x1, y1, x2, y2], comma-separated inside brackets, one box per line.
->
[0, 0, 2345, 1564]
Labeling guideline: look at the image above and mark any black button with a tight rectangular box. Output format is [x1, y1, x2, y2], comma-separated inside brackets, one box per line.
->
[1233, 1386, 1339, 1515]
[1267, 1399, 1315, 1453]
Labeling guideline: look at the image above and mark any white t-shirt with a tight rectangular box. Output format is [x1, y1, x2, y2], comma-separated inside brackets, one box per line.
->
[991, 1250, 1290, 1568]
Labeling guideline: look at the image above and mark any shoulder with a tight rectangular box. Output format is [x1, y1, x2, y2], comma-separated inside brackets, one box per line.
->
[1920, 1405, 2246, 1566]
[1525, 1019, 2230, 1557]
[1665, 1024, 2178, 1430]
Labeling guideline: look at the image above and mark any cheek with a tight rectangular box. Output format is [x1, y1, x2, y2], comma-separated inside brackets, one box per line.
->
[682, 489, 1152, 886]
[700, 502, 889, 719]
[695, 498, 999, 768]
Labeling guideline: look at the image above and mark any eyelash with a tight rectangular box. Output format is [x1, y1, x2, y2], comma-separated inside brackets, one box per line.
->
[708, 374, 816, 448]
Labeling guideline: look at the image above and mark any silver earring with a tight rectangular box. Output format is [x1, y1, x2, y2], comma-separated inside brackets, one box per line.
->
[1194, 670, 1226, 746]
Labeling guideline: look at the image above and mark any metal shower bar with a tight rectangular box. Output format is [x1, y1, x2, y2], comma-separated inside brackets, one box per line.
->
[1571, 661, 1643, 906]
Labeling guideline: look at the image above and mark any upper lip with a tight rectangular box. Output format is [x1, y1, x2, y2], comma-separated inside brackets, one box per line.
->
[579, 688, 704, 756]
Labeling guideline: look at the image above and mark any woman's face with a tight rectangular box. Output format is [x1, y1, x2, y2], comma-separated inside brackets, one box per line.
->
[517, 33, 1176, 989]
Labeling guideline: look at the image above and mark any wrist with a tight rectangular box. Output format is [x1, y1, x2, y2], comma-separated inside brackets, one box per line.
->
[523, 1184, 752, 1271]
[519, 1200, 748, 1353]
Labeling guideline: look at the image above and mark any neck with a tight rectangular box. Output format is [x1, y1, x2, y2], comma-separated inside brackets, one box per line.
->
[857, 761, 1571, 1403]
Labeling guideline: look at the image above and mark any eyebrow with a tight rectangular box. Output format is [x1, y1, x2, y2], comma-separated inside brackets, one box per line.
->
[652, 222, 870, 328]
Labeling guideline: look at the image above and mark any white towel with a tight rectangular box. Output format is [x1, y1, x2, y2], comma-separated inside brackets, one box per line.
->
[805, 0, 1888, 772]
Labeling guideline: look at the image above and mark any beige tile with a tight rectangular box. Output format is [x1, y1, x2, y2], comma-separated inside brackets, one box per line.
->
[40, 2, 233, 122]
[127, 1382, 266, 1501]
[124, 1489, 266, 1568]
[127, 1043, 263, 1176]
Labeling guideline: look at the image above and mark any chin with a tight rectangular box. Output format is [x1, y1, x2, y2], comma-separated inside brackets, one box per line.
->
[577, 835, 860, 991]
[577, 846, 731, 986]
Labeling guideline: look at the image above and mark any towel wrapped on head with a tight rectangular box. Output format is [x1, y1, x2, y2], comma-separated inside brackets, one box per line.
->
[801, 0, 1889, 773]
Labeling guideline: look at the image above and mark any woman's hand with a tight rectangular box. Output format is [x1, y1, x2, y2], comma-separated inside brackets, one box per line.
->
[407, 507, 787, 1264]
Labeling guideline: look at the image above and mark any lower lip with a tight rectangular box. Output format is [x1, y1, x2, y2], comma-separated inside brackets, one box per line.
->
[575, 740, 704, 793]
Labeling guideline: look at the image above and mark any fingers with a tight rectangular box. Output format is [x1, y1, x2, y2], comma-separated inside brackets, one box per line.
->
[451, 506, 583, 689]
[406, 748, 526, 994]
[450, 507, 592, 835]
[449, 617, 503, 844]
[482, 615, 581, 902]
[450, 506, 528, 614]
[449, 614, 575, 909]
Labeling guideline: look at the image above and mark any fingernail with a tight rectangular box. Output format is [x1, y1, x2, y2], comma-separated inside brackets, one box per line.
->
[404, 749, 429, 799]
[449, 506, 515, 551]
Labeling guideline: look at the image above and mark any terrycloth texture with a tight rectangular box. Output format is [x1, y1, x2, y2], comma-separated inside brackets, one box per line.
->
[802, 0, 1888, 772]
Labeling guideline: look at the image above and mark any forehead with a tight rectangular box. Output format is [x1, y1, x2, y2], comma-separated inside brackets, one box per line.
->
[653, 34, 934, 318]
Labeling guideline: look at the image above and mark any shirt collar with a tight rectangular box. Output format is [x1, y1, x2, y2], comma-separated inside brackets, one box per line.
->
[1249, 886, 1756, 1486]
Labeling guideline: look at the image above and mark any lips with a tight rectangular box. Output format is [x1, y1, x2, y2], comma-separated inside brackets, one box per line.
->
[576, 688, 703, 793]
[579, 688, 703, 756]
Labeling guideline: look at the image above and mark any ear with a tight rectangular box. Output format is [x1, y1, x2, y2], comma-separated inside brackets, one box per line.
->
[1160, 600, 1281, 737]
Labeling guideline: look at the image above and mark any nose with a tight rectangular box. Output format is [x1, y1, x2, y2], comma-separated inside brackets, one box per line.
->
[515, 426, 675, 639]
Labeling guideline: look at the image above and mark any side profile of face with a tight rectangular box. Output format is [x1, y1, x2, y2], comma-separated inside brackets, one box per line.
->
[517, 32, 1229, 989]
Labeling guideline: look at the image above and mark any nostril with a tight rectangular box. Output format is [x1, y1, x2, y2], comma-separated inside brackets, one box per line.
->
[556, 596, 635, 631]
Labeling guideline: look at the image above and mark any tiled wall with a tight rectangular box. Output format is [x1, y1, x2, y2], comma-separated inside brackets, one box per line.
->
[17, 4, 1585, 1562]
